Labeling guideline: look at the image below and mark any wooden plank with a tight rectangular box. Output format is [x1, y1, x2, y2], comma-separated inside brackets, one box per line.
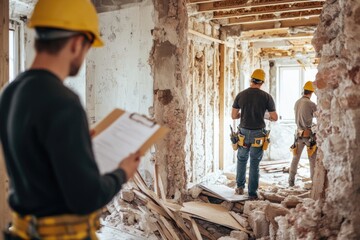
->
[190, 218, 203, 240]
[198, 0, 325, 13]
[213, 2, 324, 19]
[225, 9, 322, 26]
[180, 201, 243, 230]
[204, 46, 208, 175]
[188, 29, 224, 44]
[0, 0, 11, 234]
[133, 189, 150, 203]
[238, 17, 320, 31]
[260, 160, 289, 166]
[219, 44, 225, 170]
[163, 200, 183, 212]
[154, 164, 160, 198]
[213, 46, 219, 171]
[187, 0, 220, 4]
[159, 215, 181, 240]
[155, 222, 168, 240]
[196, 223, 217, 240]
[157, 170, 166, 201]
[199, 184, 250, 202]
[191, 43, 196, 182]
[146, 201, 170, 218]
[134, 174, 196, 240]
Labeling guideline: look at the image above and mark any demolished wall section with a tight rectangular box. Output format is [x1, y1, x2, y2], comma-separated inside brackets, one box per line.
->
[85, 1, 155, 173]
[311, 0, 360, 238]
[188, 38, 220, 183]
[275, 0, 360, 238]
[151, 0, 189, 198]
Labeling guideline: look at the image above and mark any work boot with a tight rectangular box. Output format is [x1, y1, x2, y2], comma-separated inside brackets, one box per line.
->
[235, 187, 244, 195]
[248, 195, 258, 200]
[288, 179, 295, 187]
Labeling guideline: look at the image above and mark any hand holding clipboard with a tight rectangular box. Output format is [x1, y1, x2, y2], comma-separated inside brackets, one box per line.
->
[91, 109, 169, 174]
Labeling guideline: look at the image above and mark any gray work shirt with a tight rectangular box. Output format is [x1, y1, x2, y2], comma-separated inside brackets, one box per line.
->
[294, 96, 317, 130]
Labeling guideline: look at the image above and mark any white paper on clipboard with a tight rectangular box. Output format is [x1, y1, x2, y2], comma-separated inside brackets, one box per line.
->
[92, 109, 168, 174]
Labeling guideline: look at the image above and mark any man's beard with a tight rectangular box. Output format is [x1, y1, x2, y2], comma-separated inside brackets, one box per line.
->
[69, 56, 83, 76]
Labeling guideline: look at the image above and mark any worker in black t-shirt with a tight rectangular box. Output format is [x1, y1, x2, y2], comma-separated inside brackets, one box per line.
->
[0, 0, 140, 239]
[231, 69, 278, 199]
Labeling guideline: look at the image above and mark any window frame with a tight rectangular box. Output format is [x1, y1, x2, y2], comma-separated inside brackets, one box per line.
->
[276, 65, 317, 123]
[9, 20, 21, 82]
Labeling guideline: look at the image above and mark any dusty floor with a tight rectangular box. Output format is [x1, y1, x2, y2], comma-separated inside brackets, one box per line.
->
[97, 223, 157, 240]
[96, 158, 312, 239]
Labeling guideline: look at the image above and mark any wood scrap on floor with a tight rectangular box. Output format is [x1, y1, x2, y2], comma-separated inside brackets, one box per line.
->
[180, 201, 244, 230]
[102, 161, 316, 240]
[199, 184, 249, 202]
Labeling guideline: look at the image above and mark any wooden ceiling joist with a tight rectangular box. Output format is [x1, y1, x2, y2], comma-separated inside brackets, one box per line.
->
[187, 0, 223, 4]
[238, 16, 319, 31]
[240, 31, 314, 42]
[213, 1, 324, 19]
[225, 9, 322, 26]
[197, 0, 325, 13]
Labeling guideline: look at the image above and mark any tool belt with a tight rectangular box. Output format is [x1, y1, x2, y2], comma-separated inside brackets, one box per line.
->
[297, 129, 312, 138]
[237, 130, 270, 150]
[6, 211, 100, 240]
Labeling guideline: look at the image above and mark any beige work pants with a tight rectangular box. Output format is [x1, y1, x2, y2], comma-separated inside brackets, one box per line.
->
[289, 137, 317, 181]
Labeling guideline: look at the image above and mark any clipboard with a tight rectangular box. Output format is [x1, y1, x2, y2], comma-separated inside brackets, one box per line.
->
[91, 108, 169, 174]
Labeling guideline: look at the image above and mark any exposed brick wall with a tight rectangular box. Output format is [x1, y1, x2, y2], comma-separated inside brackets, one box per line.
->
[311, 0, 360, 238]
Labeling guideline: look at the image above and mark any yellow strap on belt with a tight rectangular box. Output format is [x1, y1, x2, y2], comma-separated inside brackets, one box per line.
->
[11, 211, 100, 240]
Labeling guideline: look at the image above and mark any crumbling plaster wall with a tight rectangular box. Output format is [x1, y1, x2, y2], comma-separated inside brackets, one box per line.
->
[275, 1, 360, 239]
[311, 0, 360, 238]
[188, 19, 221, 183]
[150, 0, 189, 198]
[187, 19, 245, 181]
[86, 1, 154, 122]
[86, 1, 155, 174]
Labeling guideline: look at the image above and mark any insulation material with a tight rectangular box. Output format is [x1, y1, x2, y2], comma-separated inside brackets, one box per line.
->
[188, 39, 220, 183]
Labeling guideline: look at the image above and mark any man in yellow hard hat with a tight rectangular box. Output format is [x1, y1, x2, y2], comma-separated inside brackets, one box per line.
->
[0, 0, 140, 239]
[288, 81, 317, 187]
[231, 69, 278, 199]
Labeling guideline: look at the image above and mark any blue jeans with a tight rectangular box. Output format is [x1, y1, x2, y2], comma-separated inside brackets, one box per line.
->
[236, 128, 265, 197]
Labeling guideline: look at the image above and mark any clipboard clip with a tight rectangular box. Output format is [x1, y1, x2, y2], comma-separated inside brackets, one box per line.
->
[129, 113, 156, 128]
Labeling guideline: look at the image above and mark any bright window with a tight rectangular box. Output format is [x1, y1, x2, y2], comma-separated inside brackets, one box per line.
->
[9, 20, 21, 82]
[278, 66, 318, 121]
[9, 29, 15, 82]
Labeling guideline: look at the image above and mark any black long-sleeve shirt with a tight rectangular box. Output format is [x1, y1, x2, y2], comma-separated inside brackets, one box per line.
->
[0, 69, 126, 217]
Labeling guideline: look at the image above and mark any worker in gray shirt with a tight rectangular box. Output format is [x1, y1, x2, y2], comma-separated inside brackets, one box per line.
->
[289, 81, 317, 187]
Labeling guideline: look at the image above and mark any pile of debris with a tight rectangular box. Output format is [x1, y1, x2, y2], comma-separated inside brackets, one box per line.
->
[99, 169, 319, 240]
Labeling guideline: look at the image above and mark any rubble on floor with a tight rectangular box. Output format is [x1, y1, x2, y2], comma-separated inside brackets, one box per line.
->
[99, 160, 319, 240]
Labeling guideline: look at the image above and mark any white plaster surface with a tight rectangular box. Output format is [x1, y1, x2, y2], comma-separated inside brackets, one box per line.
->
[86, 1, 155, 173]
[86, 1, 154, 121]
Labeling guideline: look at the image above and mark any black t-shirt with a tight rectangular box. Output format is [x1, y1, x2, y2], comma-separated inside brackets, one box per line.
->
[232, 88, 276, 129]
[0, 70, 126, 217]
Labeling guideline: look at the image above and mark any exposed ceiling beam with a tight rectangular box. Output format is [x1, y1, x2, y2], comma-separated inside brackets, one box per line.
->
[213, 2, 324, 19]
[224, 9, 321, 26]
[238, 16, 319, 31]
[198, 0, 325, 13]
[240, 32, 314, 42]
[187, 0, 225, 4]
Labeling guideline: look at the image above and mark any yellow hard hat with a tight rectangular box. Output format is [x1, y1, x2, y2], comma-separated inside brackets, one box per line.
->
[251, 69, 265, 82]
[304, 81, 315, 92]
[28, 0, 104, 47]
